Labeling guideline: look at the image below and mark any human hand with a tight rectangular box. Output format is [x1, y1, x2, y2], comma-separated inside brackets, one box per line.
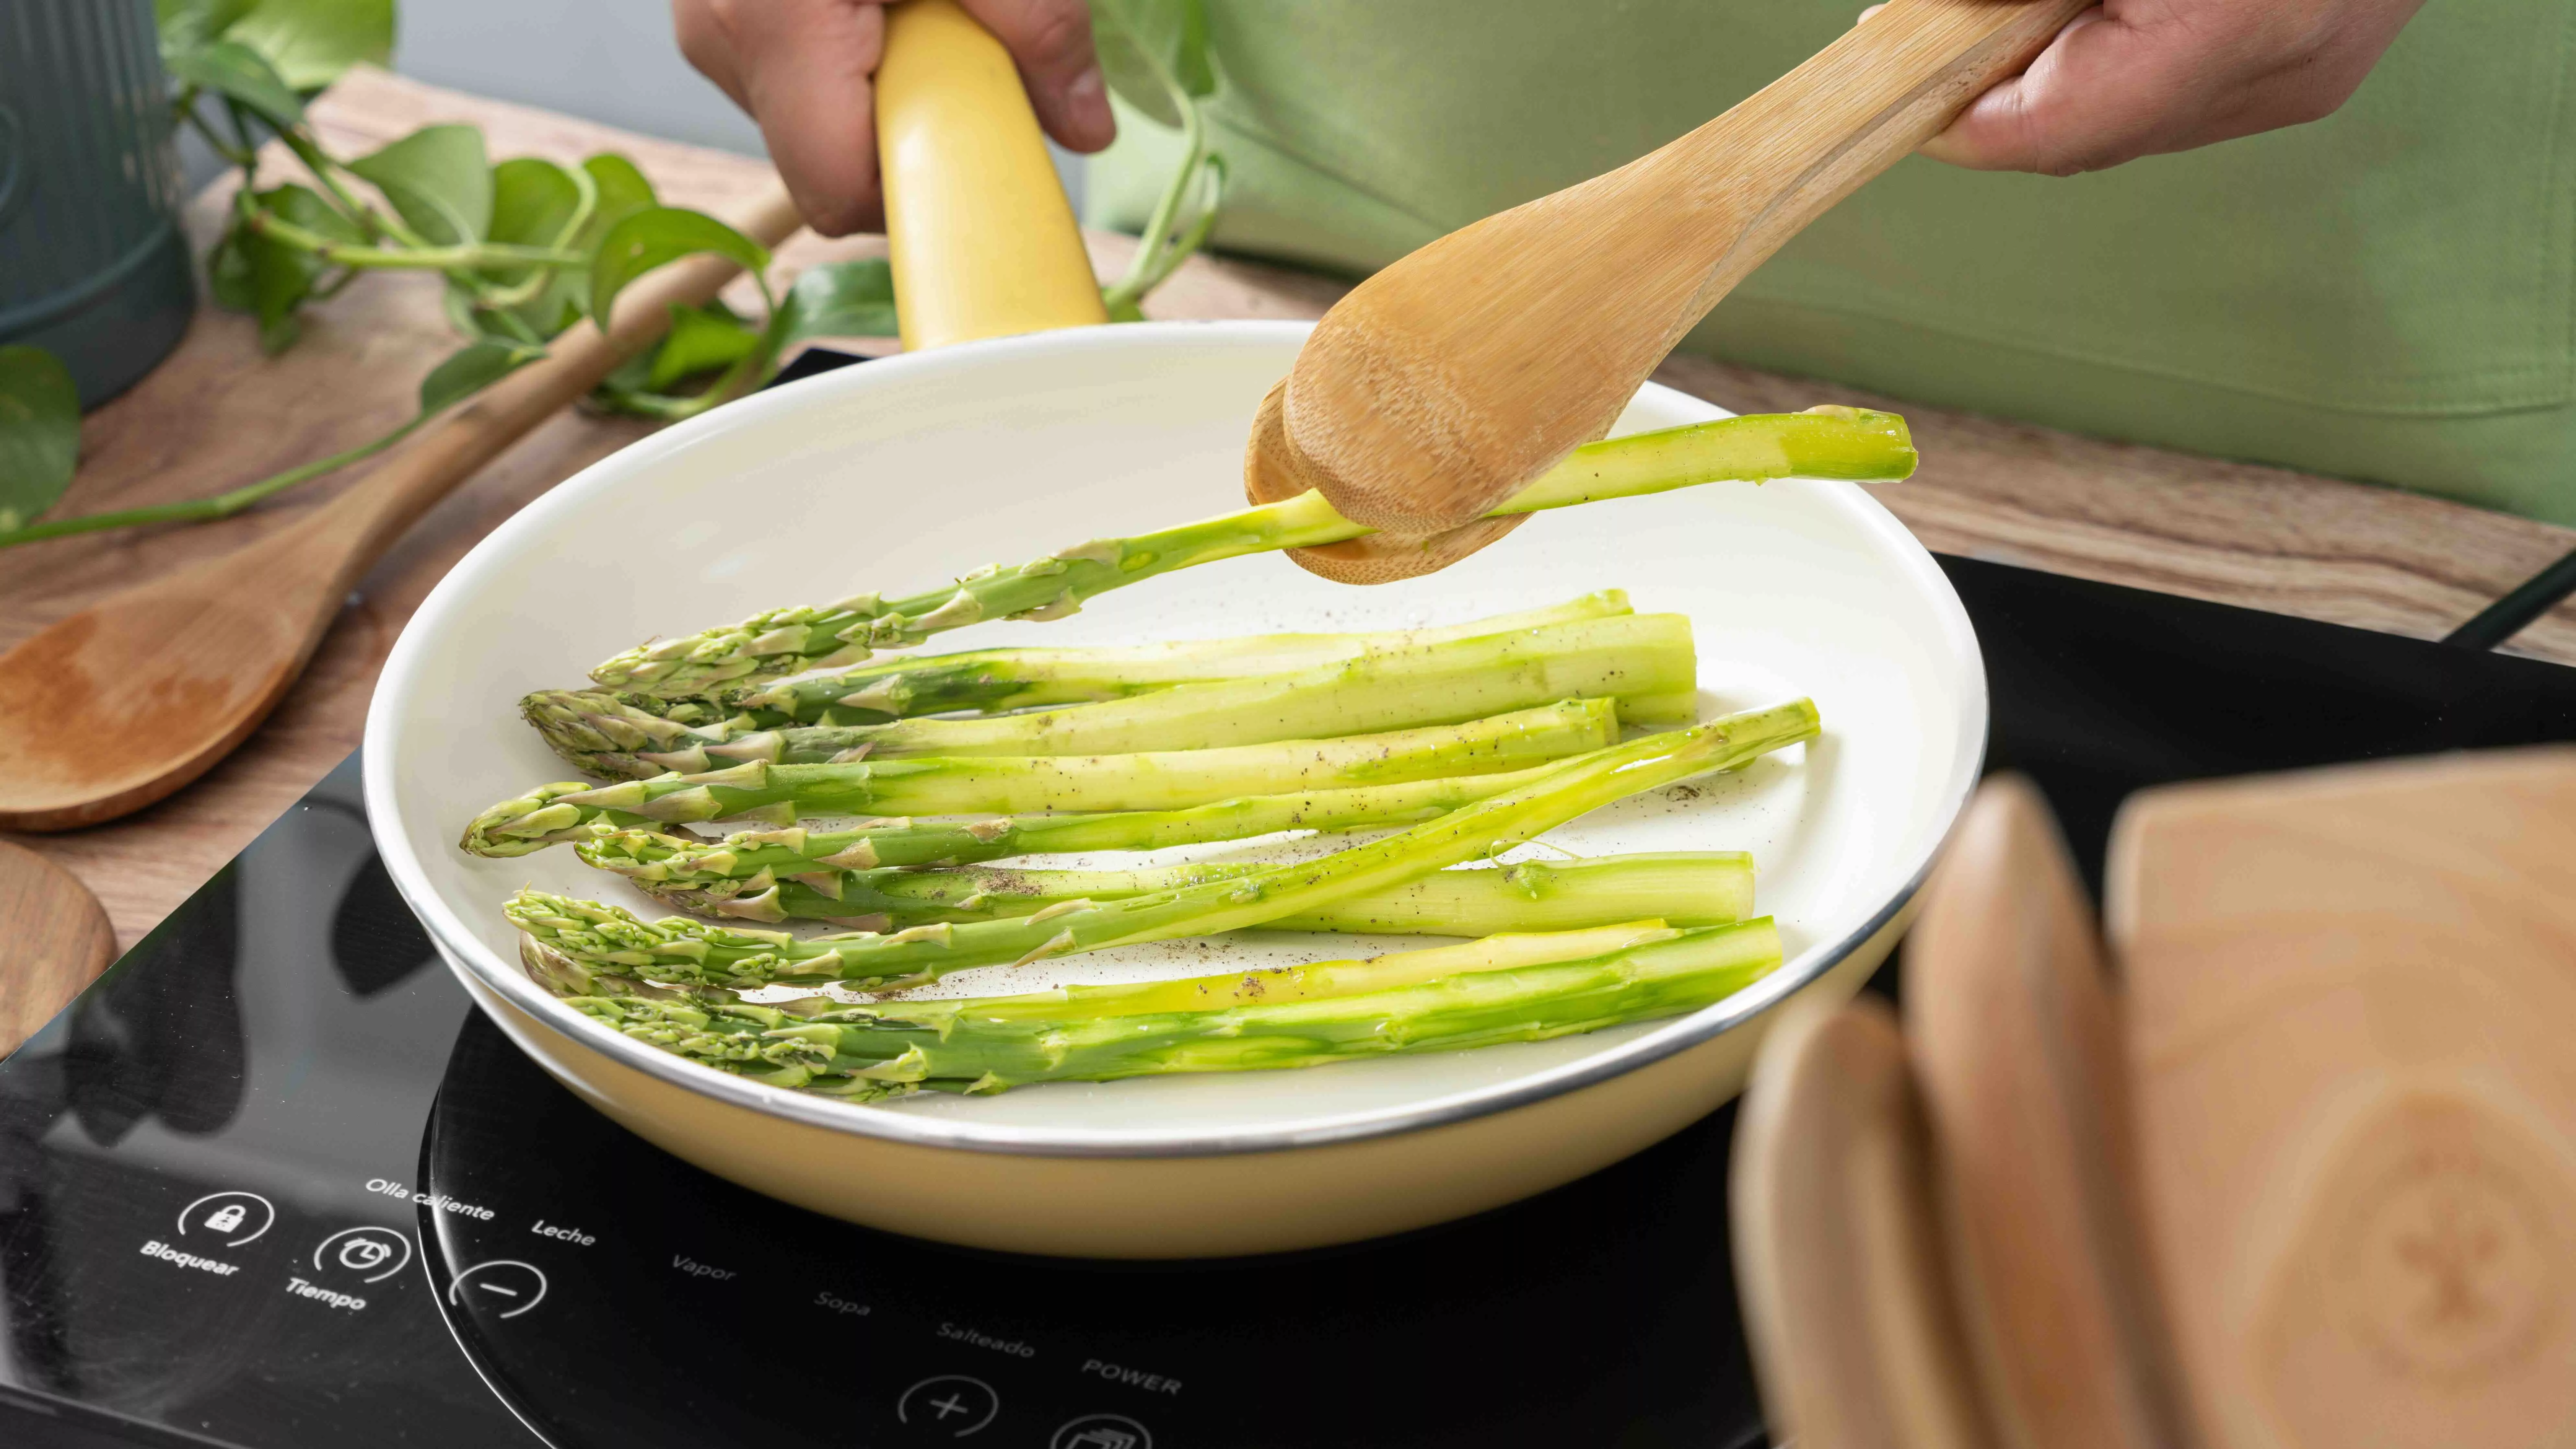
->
[1905, 0, 2425, 175]
[674, 0, 1116, 235]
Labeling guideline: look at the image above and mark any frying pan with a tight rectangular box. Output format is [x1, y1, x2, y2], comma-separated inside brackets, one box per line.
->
[364, 2, 1985, 1258]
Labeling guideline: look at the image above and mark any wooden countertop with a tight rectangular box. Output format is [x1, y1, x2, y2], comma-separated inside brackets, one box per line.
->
[7, 67, 2574, 978]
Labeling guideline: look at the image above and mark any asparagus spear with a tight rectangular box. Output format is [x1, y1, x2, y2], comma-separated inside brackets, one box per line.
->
[524, 918, 1680, 1011]
[635, 851, 1756, 933]
[559, 593, 1640, 738]
[463, 699, 1618, 857]
[538, 613, 1695, 779]
[572, 764, 1581, 880]
[500, 698, 1818, 990]
[549, 916, 1783, 1096]
[591, 409, 1915, 699]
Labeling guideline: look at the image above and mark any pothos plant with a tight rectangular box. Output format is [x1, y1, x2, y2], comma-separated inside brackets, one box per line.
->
[0, 0, 1224, 551]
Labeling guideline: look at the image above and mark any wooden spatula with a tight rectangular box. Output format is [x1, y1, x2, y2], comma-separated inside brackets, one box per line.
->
[2109, 747, 2576, 1449]
[1246, 0, 2086, 582]
[1905, 776, 2199, 1449]
[0, 189, 803, 833]
[1733, 996, 1997, 1449]
[0, 840, 115, 1054]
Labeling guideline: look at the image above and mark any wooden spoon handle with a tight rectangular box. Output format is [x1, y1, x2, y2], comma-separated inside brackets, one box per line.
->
[1273, 0, 2086, 542]
[1658, 0, 2092, 321]
[293, 186, 807, 588]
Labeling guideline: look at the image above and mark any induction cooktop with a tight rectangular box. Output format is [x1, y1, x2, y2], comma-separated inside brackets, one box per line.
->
[7, 364, 2574, 1449]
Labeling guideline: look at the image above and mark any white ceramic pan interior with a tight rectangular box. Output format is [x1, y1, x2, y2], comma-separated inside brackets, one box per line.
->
[366, 320, 1984, 1155]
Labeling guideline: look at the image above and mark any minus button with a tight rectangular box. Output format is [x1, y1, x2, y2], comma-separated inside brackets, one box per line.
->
[448, 1260, 548, 1319]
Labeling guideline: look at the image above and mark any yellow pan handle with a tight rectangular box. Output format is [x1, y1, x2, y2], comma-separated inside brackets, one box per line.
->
[876, 0, 1109, 350]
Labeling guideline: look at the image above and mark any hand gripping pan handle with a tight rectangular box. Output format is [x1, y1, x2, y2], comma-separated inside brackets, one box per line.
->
[876, 0, 1109, 350]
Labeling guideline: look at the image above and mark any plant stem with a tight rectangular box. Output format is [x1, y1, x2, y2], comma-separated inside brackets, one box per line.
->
[276, 129, 396, 240]
[240, 194, 584, 272]
[0, 412, 427, 551]
[1101, 40, 1214, 318]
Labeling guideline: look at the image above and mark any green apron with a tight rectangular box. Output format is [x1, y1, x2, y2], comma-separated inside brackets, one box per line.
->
[1088, 1, 2576, 525]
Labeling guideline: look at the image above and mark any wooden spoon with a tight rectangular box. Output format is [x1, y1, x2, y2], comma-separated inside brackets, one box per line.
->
[0, 188, 805, 832]
[1904, 776, 2198, 1449]
[2109, 747, 2576, 1449]
[1248, 0, 2086, 581]
[0, 839, 115, 1054]
[1732, 996, 1997, 1449]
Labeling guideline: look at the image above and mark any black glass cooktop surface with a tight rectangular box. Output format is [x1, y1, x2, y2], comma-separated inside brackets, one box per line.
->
[6, 546, 2574, 1447]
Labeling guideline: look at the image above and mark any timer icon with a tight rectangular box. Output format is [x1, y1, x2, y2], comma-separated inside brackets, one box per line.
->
[313, 1226, 413, 1284]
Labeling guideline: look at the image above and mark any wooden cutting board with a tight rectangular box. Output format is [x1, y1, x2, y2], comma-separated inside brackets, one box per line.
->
[2107, 748, 2576, 1449]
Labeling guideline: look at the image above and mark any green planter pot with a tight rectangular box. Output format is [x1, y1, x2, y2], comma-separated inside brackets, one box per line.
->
[0, 0, 196, 408]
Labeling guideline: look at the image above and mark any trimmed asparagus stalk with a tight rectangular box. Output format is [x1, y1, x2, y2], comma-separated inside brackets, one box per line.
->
[635, 851, 1757, 933]
[558, 593, 1641, 744]
[500, 698, 1818, 990]
[544, 613, 1695, 779]
[590, 409, 1915, 699]
[463, 699, 1619, 857]
[554, 916, 1784, 1096]
[573, 764, 1578, 880]
[524, 918, 1682, 1014]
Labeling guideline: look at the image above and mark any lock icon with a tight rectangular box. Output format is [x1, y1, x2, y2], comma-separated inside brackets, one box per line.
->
[204, 1204, 247, 1233]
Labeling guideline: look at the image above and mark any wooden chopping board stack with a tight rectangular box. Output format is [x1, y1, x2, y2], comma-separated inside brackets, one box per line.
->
[1734, 749, 2576, 1449]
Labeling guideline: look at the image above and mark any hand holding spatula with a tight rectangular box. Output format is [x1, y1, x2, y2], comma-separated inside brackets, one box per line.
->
[1247, 0, 2089, 583]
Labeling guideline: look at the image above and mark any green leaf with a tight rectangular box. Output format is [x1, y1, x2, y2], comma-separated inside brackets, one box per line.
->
[158, 0, 257, 55]
[163, 38, 304, 128]
[348, 124, 492, 246]
[420, 339, 545, 415]
[221, 183, 363, 353]
[221, 0, 394, 91]
[450, 158, 600, 340]
[777, 258, 899, 347]
[487, 158, 582, 249]
[575, 155, 658, 249]
[1090, 0, 1214, 127]
[587, 206, 768, 325]
[644, 304, 762, 391]
[207, 226, 258, 312]
[0, 347, 80, 532]
[482, 156, 582, 286]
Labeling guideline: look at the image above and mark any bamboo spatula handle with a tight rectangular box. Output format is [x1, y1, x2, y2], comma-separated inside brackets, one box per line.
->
[1268, 0, 2087, 549]
[1656, 0, 2092, 319]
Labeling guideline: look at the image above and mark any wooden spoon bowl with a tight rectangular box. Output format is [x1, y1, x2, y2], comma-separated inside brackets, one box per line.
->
[1240, 380, 1525, 584]
[0, 839, 115, 1053]
[0, 191, 803, 832]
